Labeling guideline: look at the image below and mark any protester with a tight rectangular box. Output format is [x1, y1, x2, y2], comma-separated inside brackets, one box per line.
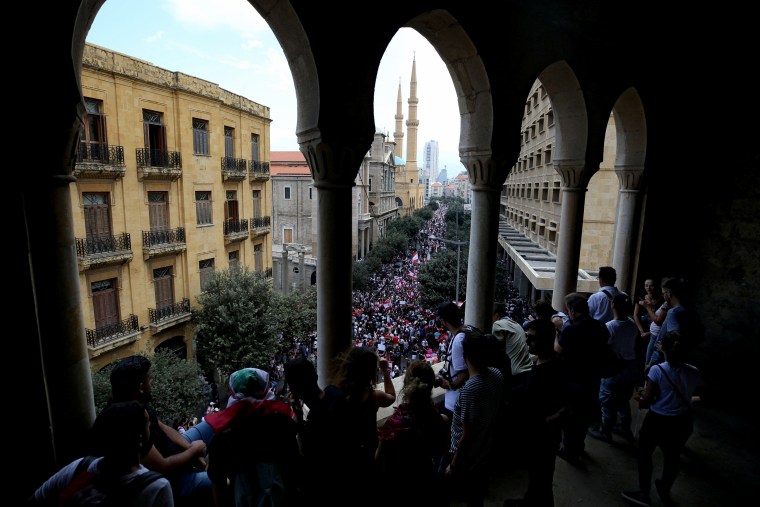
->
[376, 360, 449, 506]
[29, 400, 174, 506]
[622, 331, 704, 507]
[109, 355, 212, 507]
[444, 328, 505, 507]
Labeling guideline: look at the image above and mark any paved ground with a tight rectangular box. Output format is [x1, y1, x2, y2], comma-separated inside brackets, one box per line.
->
[453, 401, 760, 507]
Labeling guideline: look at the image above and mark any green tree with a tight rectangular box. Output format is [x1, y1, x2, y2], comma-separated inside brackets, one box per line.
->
[91, 349, 207, 423]
[417, 246, 468, 308]
[268, 286, 318, 346]
[194, 267, 280, 378]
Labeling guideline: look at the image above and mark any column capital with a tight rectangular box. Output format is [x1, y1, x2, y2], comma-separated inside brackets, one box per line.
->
[460, 151, 510, 191]
[553, 158, 588, 188]
[614, 164, 646, 190]
[299, 132, 369, 189]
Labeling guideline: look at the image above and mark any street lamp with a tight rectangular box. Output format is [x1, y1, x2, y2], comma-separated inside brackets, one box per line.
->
[429, 234, 469, 304]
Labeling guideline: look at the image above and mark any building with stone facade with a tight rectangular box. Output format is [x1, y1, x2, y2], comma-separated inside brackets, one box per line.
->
[76, 43, 273, 370]
[270, 150, 316, 294]
[498, 78, 618, 300]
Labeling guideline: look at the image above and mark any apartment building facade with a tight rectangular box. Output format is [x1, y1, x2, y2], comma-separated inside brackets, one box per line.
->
[77, 43, 273, 370]
[499, 78, 618, 299]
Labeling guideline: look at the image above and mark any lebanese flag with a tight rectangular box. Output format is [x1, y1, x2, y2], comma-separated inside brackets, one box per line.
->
[412, 251, 419, 264]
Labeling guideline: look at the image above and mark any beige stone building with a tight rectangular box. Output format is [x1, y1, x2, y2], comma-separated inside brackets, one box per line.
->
[499, 78, 618, 299]
[76, 43, 273, 370]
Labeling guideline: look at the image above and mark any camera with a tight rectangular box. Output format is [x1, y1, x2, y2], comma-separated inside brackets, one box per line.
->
[434, 369, 452, 388]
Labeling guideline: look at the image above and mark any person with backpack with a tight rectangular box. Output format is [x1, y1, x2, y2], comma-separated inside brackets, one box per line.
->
[28, 400, 173, 506]
[109, 356, 212, 507]
[588, 266, 626, 324]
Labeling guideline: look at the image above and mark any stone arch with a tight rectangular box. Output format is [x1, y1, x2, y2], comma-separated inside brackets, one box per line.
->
[536, 60, 588, 184]
[155, 335, 188, 360]
[612, 87, 647, 169]
[403, 11, 492, 167]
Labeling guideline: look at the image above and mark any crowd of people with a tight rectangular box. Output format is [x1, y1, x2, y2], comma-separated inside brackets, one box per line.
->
[28, 203, 705, 507]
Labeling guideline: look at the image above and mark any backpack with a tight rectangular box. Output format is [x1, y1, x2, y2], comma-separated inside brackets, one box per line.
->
[57, 456, 164, 506]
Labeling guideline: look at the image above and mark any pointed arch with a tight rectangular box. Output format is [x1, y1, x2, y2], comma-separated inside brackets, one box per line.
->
[536, 61, 587, 165]
[612, 88, 647, 168]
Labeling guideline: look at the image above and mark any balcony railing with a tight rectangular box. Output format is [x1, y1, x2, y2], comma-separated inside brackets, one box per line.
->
[136, 148, 182, 180]
[149, 298, 191, 325]
[251, 215, 271, 237]
[249, 161, 270, 181]
[142, 227, 187, 259]
[73, 143, 126, 179]
[76, 232, 133, 271]
[86, 314, 139, 348]
[222, 156, 248, 181]
[264, 267, 273, 279]
[223, 218, 249, 243]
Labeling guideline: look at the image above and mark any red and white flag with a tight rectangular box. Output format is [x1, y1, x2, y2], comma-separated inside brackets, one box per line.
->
[412, 251, 419, 264]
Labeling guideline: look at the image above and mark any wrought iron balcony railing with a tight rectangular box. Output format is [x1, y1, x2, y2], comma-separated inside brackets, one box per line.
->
[142, 227, 187, 259]
[136, 148, 182, 180]
[249, 160, 270, 180]
[76, 232, 133, 271]
[74, 143, 126, 179]
[223, 218, 249, 236]
[86, 314, 139, 348]
[136, 148, 182, 168]
[149, 298, 191, 325]
[251, 216, 272, 229]
[76, 232, 131, 256]
[222, 156, 248, 181]
[142, 227, 186, 247]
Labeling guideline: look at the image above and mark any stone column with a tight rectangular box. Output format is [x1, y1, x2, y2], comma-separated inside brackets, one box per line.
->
[29, 173, 96, 464]
[298, 250, 306, 292]
[281, 249, 289, 295]
[461, 153, 508, 332]
[552, 159, 588, 312]
[612, 165, 645, 295]
[301, 137, 367, 386]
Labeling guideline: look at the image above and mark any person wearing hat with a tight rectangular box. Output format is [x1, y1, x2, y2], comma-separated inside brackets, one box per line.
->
[205, 367, 302, 506]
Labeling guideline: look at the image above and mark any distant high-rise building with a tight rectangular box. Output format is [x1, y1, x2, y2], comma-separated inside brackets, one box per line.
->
[423, 140, 439, 203]
[438, 166, 448, 184]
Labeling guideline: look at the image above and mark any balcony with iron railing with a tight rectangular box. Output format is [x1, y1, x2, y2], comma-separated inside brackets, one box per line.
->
[86, 314, 140, 350]
[136, 148, 182, 180]
[76, 232, 133, 271]
[142, 227, 187, 260]
[223, 218, 249, 243]
[73, 142, 126, 179]
[249, 160, 270, 181]
[250, 215, 271, 237]
[149, 298, 192, 333]
[222, 156, 248, 181]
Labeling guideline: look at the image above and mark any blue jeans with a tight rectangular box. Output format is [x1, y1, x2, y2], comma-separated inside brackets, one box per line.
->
[173, 468, 213, 507]
[645, 332, 659, 366]
[599, 360, 638, 430]
[182, 419, 215, 445]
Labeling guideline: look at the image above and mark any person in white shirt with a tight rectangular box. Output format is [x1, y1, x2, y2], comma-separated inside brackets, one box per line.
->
[588, 266, 626, 323]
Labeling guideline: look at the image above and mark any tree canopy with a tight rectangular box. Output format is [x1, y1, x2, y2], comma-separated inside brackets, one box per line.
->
[194, 267, 280, 377]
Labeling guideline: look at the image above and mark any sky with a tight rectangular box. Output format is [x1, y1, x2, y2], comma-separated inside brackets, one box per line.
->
[86, 0, 463, 177]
